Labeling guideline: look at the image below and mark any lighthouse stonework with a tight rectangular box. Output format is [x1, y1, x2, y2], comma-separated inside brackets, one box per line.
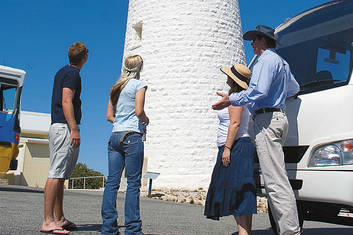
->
[123, 0, 245, 189]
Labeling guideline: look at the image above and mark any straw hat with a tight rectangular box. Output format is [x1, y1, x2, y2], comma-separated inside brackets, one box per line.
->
[220, 64, 251, 90]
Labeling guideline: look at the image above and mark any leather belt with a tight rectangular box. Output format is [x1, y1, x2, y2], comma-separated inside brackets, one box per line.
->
[252, 107, 284, 120]
[120, 130, 142, 143]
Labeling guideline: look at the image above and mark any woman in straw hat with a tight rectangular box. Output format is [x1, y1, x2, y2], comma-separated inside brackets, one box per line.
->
[101, 55, 148, 235]
[204, 64, 256, 235]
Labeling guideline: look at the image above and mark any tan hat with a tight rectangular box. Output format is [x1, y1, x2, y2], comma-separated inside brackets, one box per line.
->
[220, 64, 251, 90]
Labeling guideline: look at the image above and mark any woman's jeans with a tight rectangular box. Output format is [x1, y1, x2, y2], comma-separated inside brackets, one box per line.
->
[101, 132, 144, 235]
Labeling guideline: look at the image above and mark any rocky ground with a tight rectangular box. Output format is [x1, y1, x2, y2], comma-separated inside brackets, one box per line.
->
[137, 187, 268, 213]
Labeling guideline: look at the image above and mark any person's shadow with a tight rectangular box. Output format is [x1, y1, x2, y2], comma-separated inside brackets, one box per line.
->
[75, 224, 102, 232]
[75, 224, 182, 234]
[248, 227, 353, 234]
[72, 224, 353, 234]
[73, 225, 258, 235]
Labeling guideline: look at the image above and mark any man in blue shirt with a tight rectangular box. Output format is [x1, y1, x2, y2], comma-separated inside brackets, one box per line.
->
[41, 42, 88, 234]
[212, 25, 301, 235]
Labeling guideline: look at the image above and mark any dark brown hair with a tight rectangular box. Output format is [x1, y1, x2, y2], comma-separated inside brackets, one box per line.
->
[68, 42, 88, 65]
[228, 78, 245, 95]
[256, 35, 276, 48]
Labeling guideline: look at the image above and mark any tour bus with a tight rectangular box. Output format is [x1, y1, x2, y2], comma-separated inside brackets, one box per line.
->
[252, 0, 353, 232]
[0, 65, 25, 173]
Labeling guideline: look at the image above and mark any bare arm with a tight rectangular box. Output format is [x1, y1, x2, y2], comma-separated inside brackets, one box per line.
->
[222, 106, 242, 167]
[135, 87, 149, 125]
[62, 87, 80, 147]
[106, 99, 115, 123]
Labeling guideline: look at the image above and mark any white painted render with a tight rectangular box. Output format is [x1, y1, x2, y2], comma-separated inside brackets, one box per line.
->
[8, 111, 51, 188]
[123, 0, 245, 189]
[20, 111, 51, 136]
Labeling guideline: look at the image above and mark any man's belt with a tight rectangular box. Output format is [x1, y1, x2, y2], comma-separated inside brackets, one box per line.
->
[252, 107, 284, 119]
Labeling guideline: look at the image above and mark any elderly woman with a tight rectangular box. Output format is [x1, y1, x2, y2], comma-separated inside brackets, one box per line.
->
[204, 64, 257, 235]
[101, 55, 148, 235]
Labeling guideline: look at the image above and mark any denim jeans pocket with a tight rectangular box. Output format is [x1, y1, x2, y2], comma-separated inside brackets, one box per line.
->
[109, 132, 124, 151]
[124, 134, 142, 157]
[123, 133, 141, 145]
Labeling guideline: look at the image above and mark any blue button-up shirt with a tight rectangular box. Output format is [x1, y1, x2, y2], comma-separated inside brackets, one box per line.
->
[229, 49, 300, 115]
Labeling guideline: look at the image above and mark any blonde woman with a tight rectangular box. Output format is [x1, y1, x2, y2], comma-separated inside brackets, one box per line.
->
[204, 64, 257, 235]
[101, 55, 148, 235]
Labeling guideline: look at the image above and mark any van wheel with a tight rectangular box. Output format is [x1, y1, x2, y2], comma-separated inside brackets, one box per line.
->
[268, 201, 304, 234]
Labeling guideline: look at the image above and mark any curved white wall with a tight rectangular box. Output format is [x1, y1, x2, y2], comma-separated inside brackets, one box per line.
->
[123, 0, 245, 189]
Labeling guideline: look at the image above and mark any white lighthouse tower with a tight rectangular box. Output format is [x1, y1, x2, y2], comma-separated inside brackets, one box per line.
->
[123, 0, 245, 189]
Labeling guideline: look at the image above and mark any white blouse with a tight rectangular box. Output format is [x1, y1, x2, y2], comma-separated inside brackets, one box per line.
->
[216, 106, 250, 147]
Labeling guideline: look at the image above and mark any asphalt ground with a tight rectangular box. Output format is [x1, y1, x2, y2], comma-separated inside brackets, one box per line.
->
[0, 185, 353, 235]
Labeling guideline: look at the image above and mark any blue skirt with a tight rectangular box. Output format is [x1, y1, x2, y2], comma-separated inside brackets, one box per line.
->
[204, 137, 257, 220]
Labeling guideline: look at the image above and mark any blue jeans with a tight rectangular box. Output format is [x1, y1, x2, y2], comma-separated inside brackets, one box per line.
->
[101, 132, 144, 235]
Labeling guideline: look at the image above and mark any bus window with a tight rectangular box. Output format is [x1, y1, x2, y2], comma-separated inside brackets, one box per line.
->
[316, 47, 351, 83]
[275, 1, 353, 94]
[276, 29, 353, 94]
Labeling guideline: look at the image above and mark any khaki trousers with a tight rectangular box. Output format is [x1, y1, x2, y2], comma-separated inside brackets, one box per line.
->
[253, 111, 301, 235]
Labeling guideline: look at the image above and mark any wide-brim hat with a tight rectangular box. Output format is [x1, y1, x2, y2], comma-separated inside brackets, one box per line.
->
[220, 64, 251, 90]
[243, 25, 276, 41]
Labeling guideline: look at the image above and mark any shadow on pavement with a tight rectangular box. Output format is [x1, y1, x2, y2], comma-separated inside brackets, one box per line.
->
[76, 223, 102, 232]
[0, 185, 43, 194]
[249, 227, 353, 235]
[77, 224, 132, 233]
[297, 227, 353, 235]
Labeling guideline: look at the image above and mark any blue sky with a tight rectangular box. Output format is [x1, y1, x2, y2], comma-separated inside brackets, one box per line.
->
[1, 0, 328, 175]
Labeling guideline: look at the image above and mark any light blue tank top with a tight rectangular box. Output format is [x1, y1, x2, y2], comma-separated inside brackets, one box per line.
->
[112, 78, 147, 133]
